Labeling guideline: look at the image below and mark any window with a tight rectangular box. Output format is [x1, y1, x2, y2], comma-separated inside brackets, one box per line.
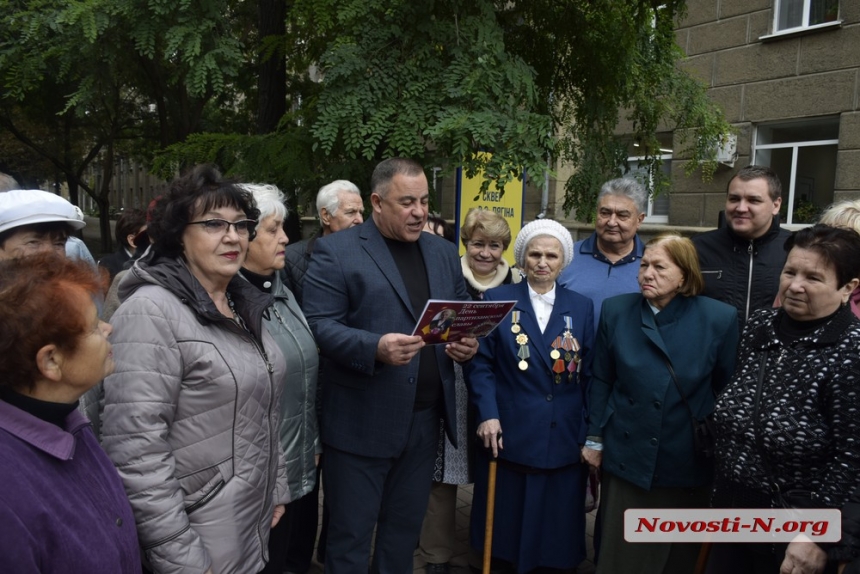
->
[753, 117, 839, 224]
[774, 0, 839, 33]
[626, 155, 671, 224]
[626, 135, 672, 224]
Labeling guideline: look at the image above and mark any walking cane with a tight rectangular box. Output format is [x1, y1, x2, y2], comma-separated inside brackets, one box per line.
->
[483, 456, 498, 574]
[694, 542, 712, 574]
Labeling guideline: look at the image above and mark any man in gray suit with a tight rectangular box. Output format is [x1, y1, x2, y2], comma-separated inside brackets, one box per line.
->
[304, 158, 478, 574]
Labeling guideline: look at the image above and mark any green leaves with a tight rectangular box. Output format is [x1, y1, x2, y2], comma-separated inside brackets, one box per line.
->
[1, 0, 730, 228]
[303, 0, 554, 193]
[55, 1, 107, 42]
[493, 0, 731, 220]
[299, 0, 728, 209]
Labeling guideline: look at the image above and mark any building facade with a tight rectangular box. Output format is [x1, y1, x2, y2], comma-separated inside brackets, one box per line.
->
[433, 1, 860, 237]
[666, 0, 860, 227]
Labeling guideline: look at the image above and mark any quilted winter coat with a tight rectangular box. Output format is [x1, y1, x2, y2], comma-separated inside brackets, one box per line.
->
[101, 253, 289, 574]
[249, 270, 320, 501]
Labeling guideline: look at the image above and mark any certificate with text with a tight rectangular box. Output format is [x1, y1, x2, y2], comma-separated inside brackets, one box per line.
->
[411, 299, 516, 344]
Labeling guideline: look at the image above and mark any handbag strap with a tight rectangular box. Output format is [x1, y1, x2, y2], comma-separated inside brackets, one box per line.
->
[665, 360, 696, 421]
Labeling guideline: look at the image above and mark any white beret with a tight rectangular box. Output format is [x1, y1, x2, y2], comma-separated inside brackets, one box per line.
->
[513, 219, 574, 269]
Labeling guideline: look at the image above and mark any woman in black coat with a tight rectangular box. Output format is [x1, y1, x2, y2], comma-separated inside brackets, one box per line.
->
[97, 208, 146, 281]
[708, 225, 860, 573]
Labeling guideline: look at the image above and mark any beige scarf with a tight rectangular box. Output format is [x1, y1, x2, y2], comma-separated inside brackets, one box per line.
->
[461, 256, 521, 294]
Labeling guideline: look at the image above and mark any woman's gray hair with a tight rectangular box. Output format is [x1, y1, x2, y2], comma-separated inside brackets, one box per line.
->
[819, 199, 860, 235]
[239, 183, 287, 223]
[598, 178, 648, 214]
[316, 180, 360, 218]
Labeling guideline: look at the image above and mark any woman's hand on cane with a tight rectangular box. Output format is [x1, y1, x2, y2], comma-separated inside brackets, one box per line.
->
[477, 419, 503, 458]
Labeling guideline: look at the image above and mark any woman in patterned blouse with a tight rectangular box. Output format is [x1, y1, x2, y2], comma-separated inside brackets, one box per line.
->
[709, 224, 860, 574]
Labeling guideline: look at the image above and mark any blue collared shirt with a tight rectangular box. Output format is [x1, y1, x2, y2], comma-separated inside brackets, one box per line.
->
[558, 232, 645, 331]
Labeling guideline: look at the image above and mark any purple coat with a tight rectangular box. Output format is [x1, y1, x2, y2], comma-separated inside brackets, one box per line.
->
[0, 400, 141, 573]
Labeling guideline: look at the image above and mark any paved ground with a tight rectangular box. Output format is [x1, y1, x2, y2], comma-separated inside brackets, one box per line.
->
[305, 484, 597, 574]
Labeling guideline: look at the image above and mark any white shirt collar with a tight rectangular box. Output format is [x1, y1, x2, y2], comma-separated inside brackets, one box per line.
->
[527, 283, 556, 305]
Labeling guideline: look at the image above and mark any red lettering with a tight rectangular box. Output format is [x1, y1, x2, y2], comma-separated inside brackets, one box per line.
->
[751, 517, 774, 532]
[636, 518, 658, 533]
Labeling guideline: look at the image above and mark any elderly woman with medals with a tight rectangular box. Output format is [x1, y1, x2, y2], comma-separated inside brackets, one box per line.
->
[466, 219, 594, 573]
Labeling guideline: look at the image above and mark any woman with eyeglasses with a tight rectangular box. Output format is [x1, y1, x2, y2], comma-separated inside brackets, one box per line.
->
[101, 165, 290, 574]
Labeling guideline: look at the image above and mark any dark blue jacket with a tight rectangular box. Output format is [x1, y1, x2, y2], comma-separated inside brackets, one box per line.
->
[467, 281, 594, 469]
[303, 218, 468, 458]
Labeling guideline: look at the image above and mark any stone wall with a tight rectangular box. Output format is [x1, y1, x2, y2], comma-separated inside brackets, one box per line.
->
[667, 0, 860, 226]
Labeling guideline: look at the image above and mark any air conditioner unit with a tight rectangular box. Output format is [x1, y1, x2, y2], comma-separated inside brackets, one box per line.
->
[715, 135, 738, 167]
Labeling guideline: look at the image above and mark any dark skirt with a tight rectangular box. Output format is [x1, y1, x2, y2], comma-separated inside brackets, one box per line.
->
[596, 472, 709, 574]
[470, 449, 587, 573]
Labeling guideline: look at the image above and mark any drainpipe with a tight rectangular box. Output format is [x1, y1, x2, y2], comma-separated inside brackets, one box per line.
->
[536, 155, 550, 219]
[431, 166, 442, 207]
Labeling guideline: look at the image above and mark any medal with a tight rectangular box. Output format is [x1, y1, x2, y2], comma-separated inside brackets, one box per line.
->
[511, 310, 523, 334]
[515, 325, 530, 371]
[561, 317, 580, 383]
[550, 335, 564, 365]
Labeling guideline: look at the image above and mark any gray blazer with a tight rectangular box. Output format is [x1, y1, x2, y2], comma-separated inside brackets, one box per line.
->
[303, 217, 470, 458]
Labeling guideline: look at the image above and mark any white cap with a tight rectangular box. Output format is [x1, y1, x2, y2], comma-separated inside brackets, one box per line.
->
[513, 219, 574, 269]
[0, 189, 86, 235]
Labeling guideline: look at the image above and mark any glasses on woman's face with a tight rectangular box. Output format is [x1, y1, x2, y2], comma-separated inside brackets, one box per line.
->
[188, 218, 257, 237]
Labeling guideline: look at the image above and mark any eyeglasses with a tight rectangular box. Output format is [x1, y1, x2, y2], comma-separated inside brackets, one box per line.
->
[188, 218, 257, 236]
[467, 240, 504, 252]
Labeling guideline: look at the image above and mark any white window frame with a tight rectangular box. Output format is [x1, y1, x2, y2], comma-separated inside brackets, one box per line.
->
[753, 132, 838, 226]
[770, 0, 841, 35]
[627, 153, 671, 224]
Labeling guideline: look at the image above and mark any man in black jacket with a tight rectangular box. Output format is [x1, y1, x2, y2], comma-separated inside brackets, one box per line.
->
[692, 165, 791, 326]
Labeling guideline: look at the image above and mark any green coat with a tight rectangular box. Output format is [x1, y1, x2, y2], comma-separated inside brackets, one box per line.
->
[588, 293, 738, 490]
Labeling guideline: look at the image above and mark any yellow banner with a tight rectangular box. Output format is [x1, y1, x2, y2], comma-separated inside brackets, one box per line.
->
[456, 162, 525, 267]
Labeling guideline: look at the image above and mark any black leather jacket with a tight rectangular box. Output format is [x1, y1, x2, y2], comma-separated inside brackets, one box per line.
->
[692, 216, 791, 326]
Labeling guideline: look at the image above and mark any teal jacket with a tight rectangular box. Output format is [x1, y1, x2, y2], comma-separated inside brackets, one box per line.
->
[588, 293, 738, 490]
